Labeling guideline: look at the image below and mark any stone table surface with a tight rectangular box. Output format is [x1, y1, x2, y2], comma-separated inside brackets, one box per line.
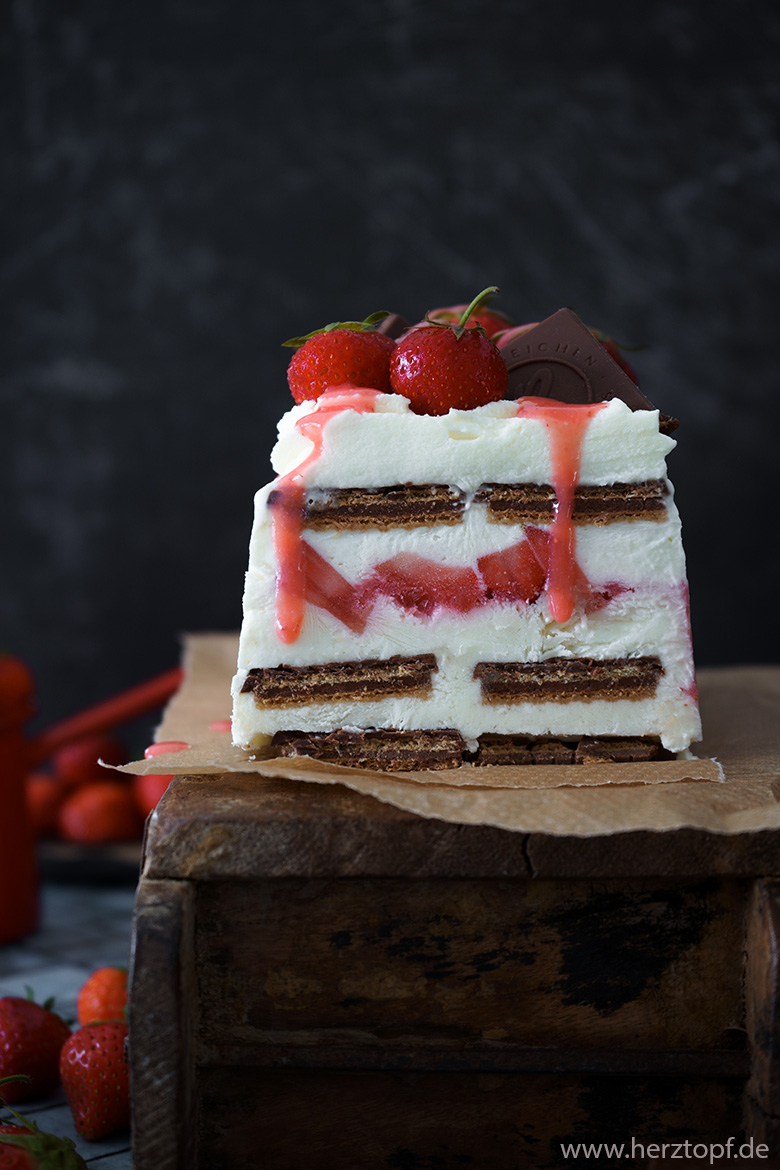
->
[0, 877, 137, 1169]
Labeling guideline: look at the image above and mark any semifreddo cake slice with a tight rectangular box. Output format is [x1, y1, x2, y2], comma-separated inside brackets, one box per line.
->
[231, 297, 701, 770]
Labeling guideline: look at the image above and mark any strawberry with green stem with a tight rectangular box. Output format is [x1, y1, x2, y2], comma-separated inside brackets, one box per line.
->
[0, 994, 71, 1103]
[390, 286, 508, 415]
[284, 311, 396, 405]
[423, 292, 514, 339]
[0, 1077, 87, 1169]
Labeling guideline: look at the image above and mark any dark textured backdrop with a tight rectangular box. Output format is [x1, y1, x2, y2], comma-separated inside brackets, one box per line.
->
[4, 0, 780, 730]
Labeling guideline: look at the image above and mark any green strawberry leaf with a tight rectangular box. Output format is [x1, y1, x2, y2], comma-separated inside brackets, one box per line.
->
[283, 310, 392, 348]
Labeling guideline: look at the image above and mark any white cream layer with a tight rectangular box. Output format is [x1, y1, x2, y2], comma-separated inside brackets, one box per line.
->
[232, 575, 700, 752]
[271, 395, 676, 490]
[244, 485, 687, 591]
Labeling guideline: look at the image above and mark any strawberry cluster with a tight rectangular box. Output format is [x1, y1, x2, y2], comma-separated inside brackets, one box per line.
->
[0, 969, 130, 1164]
[283, 289, 637, 414]
[25, 734, 172, 844]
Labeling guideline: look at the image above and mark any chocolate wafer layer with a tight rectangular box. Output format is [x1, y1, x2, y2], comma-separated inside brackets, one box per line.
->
[474, 480, 668, 525]
[474, 656, 664, 703]
[299, 485, 466, 530]
[472, 734, 665, 766]
[272, 728, 668, 770]
[272, 728, 465, 771]
[242, 654, 438, 708]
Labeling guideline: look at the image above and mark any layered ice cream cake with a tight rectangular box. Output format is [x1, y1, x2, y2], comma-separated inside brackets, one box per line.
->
[232, 298, 700, 770]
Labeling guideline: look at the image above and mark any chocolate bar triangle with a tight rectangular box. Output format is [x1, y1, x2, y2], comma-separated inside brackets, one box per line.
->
[501, 308, 656, 411]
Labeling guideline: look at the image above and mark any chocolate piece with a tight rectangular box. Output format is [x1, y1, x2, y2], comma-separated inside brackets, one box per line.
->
[575, 737, 663, 764]
[272, 728, 465, 771]
[242, 654, 438, 707]
[501, 309, 656, 411]
[376, 313, 410, 339]
[474, 480, 668, 526]
[303, 485, 466, 530]
[473, 656, 664, 703]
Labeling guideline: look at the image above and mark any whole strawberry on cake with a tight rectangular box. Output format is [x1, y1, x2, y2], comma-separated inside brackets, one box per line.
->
[231, 288, 701, 771]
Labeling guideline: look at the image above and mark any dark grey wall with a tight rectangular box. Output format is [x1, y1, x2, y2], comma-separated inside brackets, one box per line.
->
[5, 0, 780, 728]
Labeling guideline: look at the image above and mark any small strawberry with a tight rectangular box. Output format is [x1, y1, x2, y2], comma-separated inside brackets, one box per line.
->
[133, 773, 173, 818]
[284, 311, 396, 405]
[52, 735, 127, 790]
[24, 773, 62, 838]
[57, 781, 143, 843]
[424, 296, 514, 338]
[59, 1022, 130, 1141]
[76, 969, 127, 1028]
[389, 287, 508, 415]
[0, 657, 35, 727]
[0, 1118, 85, 1165]
[0, 995, 71, 1103]
[0, 1084, 87, 1168]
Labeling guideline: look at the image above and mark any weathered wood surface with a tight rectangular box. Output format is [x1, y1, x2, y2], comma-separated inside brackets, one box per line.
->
[747, 879, 780, 1148]
[129, 878, 196, 1170]
[143, 772, 780, 881]
[131, 764, 780, 1167]
[195, 1068, 744, 1170]
[195, 877, 747, 1055]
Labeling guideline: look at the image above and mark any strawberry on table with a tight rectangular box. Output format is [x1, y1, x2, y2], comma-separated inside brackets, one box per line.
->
[0, 996, 71, 1103]
[76, 968, 128, 1027]
[59, 1022, 130, 1142]
[133, 772, 173, 818]
[284, 311, 396, 405]
[57, 781, 143, 843]
[0, 657, 35, 725]
[0, 1116, 87, 1169]
[24, 773, 61, 838]
[52, 735, 127, 790]
[0, 1076, 88, 1167]
[389, 286, 508, 415]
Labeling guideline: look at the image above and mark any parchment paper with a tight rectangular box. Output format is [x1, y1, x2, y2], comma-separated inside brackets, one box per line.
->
[116, 634, 780, 836]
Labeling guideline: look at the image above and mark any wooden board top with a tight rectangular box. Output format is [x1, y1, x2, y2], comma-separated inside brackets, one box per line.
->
[141, 666, 780, 881]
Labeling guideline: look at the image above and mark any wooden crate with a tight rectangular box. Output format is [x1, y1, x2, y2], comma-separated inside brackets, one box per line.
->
[129, 773, 780, 1169]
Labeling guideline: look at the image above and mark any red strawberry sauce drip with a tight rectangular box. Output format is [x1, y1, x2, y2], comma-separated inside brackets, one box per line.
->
[515, 398, 606, 623]
[271, 387, 384, 643]
[268, 393, 606, 640]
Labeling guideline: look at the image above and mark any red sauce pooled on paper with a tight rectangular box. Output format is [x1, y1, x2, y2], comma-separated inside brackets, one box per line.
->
[144, 741, 190, 758]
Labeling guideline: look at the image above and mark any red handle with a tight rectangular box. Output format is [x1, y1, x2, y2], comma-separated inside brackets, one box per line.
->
[29, 667, 183, 765]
